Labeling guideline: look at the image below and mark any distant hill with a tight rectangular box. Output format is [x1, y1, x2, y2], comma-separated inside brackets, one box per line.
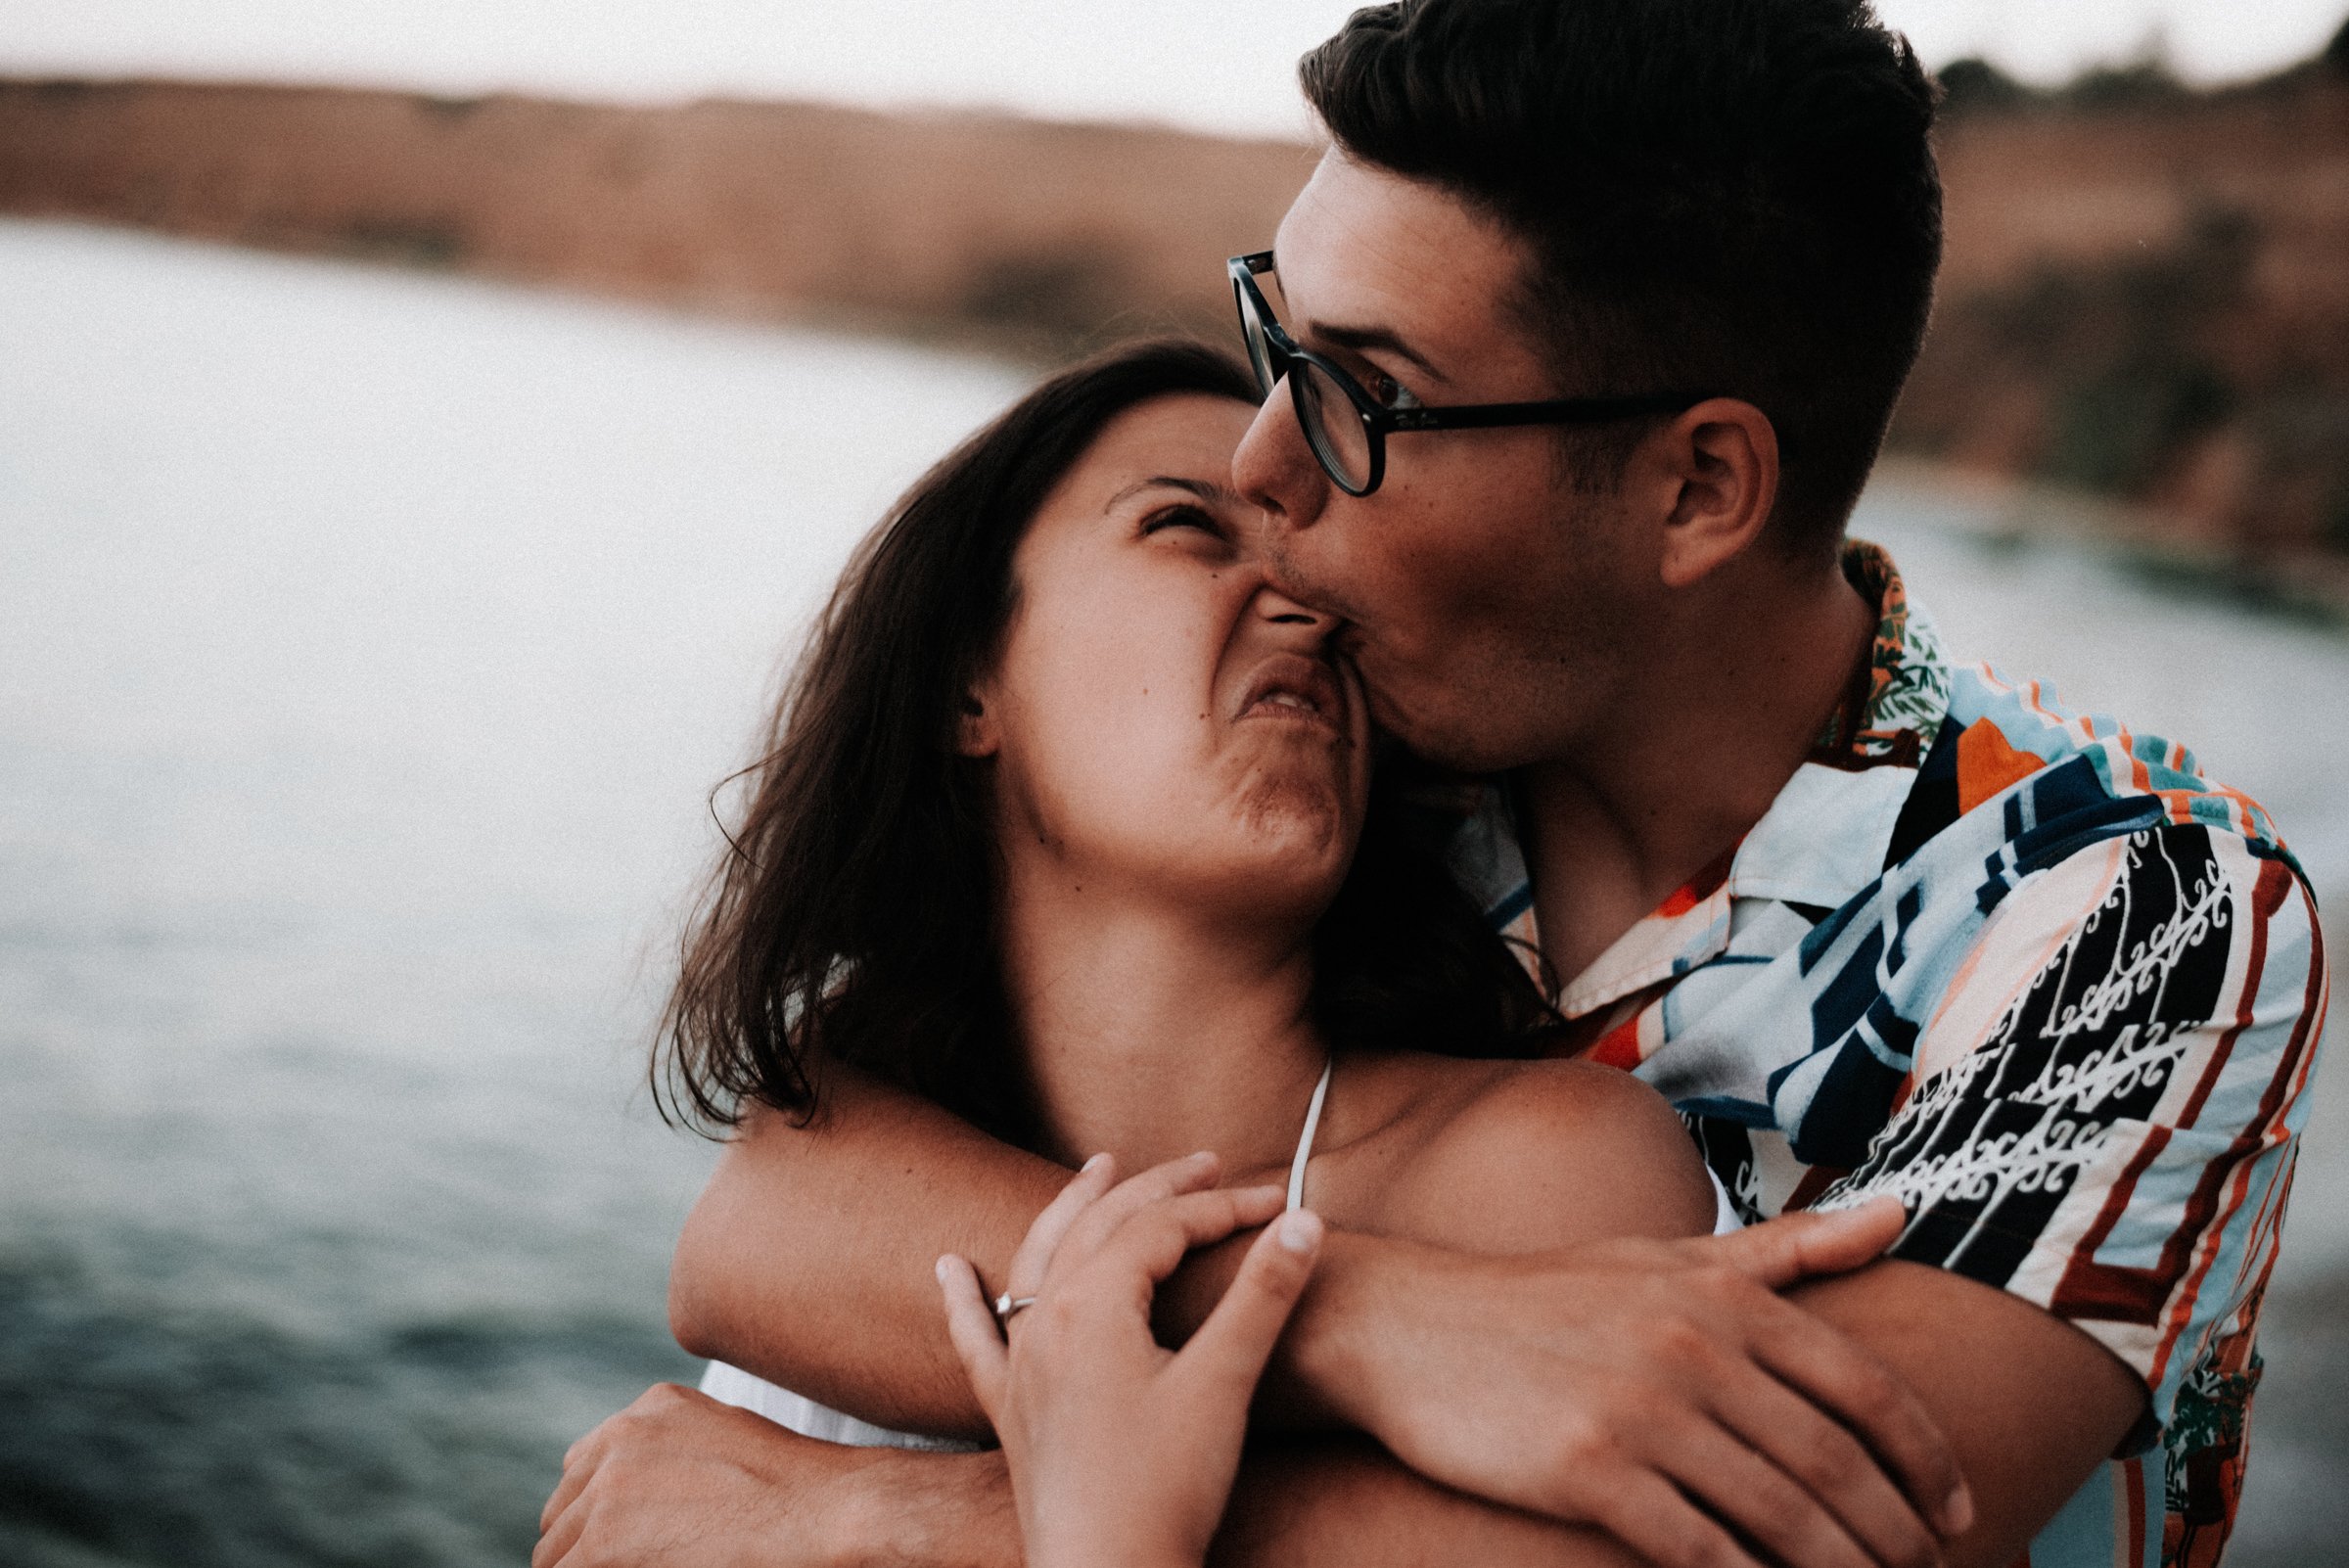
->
[1903, 46, 2349, 586]
[0, 80, 1313, 351]
[4, 59, 2346, 592]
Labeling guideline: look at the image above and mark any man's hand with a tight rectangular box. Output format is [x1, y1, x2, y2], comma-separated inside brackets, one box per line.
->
[1309, 1197, 1974, 1568]
[534, 1383, 1017, 1568]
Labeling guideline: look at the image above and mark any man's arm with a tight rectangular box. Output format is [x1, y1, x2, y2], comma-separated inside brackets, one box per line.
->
[535, 1384, 1653, 1568]
[670, 1070, 1976, 1566]
[1326, 822, 2325, 1564]
[671, 1061, 1975, 1568]
[1217, 1439, 1649, 1568]
[656, 1222, 2125, 1568]
[668, 1068, 1064, 1438]
[1772, 823, 2325, 1564]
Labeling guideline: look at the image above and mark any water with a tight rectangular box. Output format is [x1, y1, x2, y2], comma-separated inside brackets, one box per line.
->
[0, 219, 2340, 1566]
[0, 218, 1028, 1567]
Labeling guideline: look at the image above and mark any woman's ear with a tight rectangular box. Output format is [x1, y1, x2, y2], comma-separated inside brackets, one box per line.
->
[956, 689, 1000, 758]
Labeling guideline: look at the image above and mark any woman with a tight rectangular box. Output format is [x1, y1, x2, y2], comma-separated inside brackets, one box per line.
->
[658, 340, 1718, 1547]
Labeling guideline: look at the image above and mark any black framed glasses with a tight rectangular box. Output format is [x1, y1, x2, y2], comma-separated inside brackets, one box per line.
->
[1229, 252, 1712, 497]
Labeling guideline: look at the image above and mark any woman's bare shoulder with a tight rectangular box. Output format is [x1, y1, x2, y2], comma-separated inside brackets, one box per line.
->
[1357, 1054, 1716, 1256]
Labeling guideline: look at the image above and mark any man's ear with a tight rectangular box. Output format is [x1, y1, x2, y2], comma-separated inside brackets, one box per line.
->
[1651, 398, 1779, 589]
[955, 689, 1000, 758]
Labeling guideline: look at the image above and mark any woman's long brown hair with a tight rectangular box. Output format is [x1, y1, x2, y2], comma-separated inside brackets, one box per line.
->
[657, 339, 1553, 1145]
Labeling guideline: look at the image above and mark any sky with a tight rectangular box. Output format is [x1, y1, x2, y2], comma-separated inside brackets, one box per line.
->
[2, 0, 2344, 138]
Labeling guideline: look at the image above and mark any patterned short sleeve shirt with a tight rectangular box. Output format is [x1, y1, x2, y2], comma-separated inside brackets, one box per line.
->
[1448, 543, 2328, 1568]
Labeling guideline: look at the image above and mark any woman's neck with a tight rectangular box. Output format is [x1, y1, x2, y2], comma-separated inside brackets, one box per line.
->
[996, 871, 1331, 1179]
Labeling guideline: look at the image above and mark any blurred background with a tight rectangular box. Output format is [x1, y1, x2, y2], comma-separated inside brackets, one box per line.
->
[1, 4, 2343, 1565]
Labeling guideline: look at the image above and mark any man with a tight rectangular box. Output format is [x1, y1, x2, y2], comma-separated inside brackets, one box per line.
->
[539, 2, 2326, 1565]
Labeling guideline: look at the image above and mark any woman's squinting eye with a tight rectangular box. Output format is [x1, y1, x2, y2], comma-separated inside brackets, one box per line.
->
[1138, 501, 1225, 539]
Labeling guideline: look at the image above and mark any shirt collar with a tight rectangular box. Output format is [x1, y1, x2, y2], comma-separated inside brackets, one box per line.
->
[1813, 540, 1952, 766]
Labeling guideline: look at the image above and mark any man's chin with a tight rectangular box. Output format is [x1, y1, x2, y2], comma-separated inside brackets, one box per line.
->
[1360, 683, 1505, 776]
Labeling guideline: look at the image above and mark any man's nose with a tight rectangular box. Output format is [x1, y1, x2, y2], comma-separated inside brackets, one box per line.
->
[1232, 381, 1331, 535]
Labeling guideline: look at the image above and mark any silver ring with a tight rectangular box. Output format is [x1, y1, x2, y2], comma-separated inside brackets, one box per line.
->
[991, 1292, 1037, 1327]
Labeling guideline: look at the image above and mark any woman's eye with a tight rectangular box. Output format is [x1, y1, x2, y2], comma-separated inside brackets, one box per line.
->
[1140, 503, 1224, 539]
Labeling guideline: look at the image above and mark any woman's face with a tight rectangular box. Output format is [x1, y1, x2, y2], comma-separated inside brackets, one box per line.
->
[968, 393, 1370, 929]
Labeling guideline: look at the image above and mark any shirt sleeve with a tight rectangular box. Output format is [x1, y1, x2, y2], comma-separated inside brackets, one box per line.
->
[1818, 821, 2327, 1438]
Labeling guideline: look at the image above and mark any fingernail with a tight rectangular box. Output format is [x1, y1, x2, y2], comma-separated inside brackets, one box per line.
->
[1082, 1152, 1109, 1173]
[934, 1255, 955, 1283]
[1943, 1484, 1975, 1537]
[1278, 1210, 1322, 1253]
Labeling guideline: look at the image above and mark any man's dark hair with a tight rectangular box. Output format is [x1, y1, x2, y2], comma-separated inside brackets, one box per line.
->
[1302, 0, 1943, 554]
[657, 338, 1554, 1143]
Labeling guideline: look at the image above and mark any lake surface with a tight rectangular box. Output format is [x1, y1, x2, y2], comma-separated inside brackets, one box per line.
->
[1, 219, 2341, 1567]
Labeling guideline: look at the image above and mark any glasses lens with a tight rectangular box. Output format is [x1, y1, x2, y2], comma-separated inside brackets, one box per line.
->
[1235, 283, 1282, 396]
[1295, 359, 1374, 492]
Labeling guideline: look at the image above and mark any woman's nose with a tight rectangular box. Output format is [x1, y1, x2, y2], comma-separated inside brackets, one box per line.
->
[1253, 584, 1328, 633]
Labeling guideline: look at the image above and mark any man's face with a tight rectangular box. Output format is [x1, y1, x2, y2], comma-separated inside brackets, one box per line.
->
[1234, 152, 1655, 775]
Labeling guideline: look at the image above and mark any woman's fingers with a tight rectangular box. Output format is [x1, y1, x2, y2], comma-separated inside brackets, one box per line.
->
[936, 1252, 1009, 1420]
[1031, 1186, 1291, 1338]
[1046, 1150, 1225, 1275]
[1176, 1208, 1322, 1405]
[1004, 1151, 1121, 1294]
[1081, 1184, 1290, 1293]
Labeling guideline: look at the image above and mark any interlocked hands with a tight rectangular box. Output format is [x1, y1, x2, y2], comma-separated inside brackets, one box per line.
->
[937, 1151, 1323, 1568]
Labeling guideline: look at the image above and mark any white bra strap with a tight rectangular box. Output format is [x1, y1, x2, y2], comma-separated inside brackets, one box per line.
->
[1286, 1060, 1333, 1212]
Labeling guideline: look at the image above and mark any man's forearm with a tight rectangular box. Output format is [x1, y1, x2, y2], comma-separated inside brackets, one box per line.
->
[1216, 1439, 1643, 1568]
[856, 1440, 1641, 1568]
[1216, 1216, 2147, 1567]
[668, 1072, 1067, 1437]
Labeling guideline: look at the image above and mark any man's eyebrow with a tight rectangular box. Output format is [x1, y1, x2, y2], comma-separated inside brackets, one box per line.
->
[1306, 320, 1451, 386]
[1103, 476, 1242, 513]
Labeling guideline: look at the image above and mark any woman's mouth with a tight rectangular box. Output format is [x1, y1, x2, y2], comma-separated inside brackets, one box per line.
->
[1234, 655, 1348, 736]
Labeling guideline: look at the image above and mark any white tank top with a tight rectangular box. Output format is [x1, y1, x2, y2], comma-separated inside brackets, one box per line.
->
[1286, 1059, 1334, 1211]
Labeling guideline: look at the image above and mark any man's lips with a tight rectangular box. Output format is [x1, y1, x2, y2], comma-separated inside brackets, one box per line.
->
[1233, 653, 1349, 735]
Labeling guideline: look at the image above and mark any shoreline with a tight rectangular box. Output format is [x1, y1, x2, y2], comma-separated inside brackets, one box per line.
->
[6, 69, 2348, 575]
[1869, 458, 2349, 628]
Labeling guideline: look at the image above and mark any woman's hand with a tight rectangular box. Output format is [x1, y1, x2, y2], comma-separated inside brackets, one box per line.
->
[936, 1152, 1324, 1568]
